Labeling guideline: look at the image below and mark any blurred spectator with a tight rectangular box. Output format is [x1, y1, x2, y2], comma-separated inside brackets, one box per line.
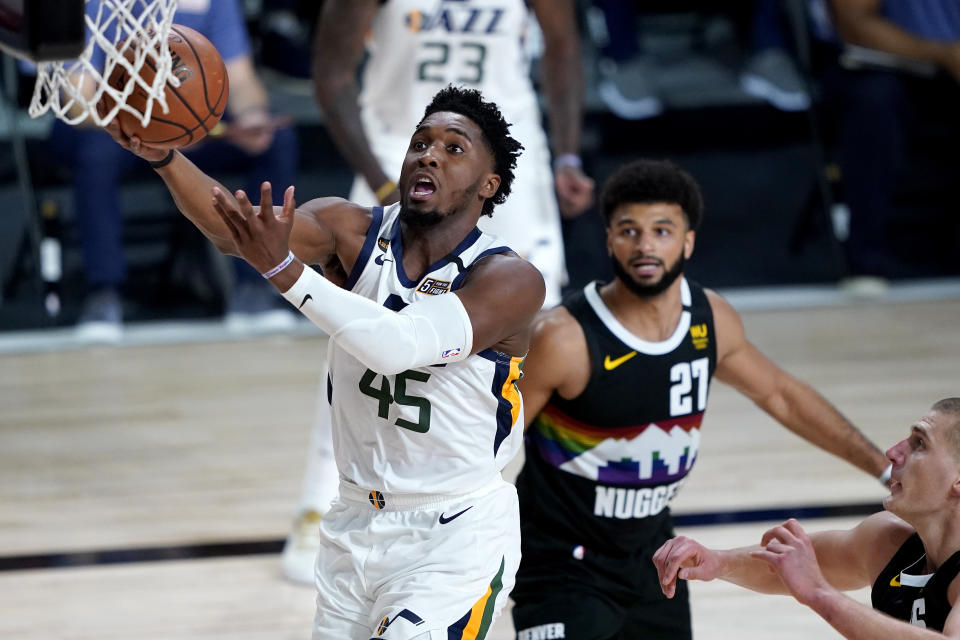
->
[593, 0, 664, 120]
[591, 0, 811, 119]
[827, 0, 960, 280]
[740, 0, 812, 111]
[49, 0, 298, 342]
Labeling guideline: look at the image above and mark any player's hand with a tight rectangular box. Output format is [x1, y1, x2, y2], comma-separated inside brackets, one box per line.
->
[97, 100, 169, 164]
[211, 181, 296, 275]
[554, 166, 594, 218]
[653, 535, 724, 598]
[750, 519, 830, 606]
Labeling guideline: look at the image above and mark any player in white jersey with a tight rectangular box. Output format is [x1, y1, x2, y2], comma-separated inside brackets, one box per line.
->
[314, 0, 594, 305]
[103, 86, 545, 640]
[282, 0, 594, 584]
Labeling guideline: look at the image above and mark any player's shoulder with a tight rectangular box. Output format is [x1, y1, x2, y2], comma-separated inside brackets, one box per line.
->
[703, 286, 746, 335]
[854, 511, 916, 563]
[466, 251, 546, 296]
[703, 286, 737, 318]
[859, 511, 915, 539]
[531, 304, 585, 352]
[298, 197, 373, 232]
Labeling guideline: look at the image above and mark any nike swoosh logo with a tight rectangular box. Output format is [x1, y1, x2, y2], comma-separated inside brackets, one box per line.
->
[375, 254, 392, 265]
[298, 294, 312, 309]
[438, 506, 473, 525]
[603, 351, 637, 370]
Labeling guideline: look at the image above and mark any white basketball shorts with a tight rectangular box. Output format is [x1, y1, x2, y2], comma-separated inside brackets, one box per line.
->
[312, 475, 520, 640]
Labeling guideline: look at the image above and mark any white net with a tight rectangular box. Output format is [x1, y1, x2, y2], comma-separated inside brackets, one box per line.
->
[28, 0, 179, 127]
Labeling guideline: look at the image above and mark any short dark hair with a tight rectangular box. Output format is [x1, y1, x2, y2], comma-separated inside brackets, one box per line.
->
[599, 159, 704, 231]
[933, 398, 960, 456]
[420, 85, 522, 217]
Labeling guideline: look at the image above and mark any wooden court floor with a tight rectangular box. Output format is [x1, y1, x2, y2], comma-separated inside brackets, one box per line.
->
[1, 295, 958, 639]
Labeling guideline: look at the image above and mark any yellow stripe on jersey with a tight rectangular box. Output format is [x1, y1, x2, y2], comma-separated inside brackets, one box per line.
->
[500, 356, 524, 429]
[452, 557, 505, 640]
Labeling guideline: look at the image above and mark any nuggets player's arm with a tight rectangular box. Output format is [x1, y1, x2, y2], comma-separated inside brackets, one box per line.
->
[656, 513, 910, 597]
[800, 511, 913, 593]
[797, 514, 960, 639]
[454, 254, 545, 357]
[707, 290, 888, 478]
[313, 0, 396, 201]
[515, 305, 592, 429]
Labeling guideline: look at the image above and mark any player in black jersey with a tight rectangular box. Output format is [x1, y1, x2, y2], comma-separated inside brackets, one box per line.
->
[655, 398, 960, 638]
[511, 159, 891, 640]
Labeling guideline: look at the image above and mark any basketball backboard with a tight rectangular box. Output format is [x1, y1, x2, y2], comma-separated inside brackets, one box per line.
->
[0, 0, 84, 62]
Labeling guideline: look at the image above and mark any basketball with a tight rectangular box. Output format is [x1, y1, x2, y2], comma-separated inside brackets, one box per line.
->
[108, 24, 229, 149]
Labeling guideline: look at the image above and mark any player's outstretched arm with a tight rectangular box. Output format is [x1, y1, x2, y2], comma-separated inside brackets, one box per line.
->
[101, 114, 356, 268]
[706, 290, 889, 479]
[654, 534, 785, 598]
[754, 517, 957, 640]
[221, 196, 544, 374]
[655, 513, 910, 598]
[100, 113, 243, 252]
[313, 0, 398, 205]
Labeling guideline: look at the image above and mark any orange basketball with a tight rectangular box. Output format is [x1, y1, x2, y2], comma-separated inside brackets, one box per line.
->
[108, 24, 229, 149]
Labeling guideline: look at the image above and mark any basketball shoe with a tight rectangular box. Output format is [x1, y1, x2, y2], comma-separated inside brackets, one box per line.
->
[281, 509, 323, 585]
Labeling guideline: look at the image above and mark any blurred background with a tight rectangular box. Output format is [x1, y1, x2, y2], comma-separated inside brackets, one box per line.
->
[0, 0, 957, 337]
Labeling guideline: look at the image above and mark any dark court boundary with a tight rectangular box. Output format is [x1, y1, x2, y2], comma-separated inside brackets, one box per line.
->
[0, 502, 883, 572]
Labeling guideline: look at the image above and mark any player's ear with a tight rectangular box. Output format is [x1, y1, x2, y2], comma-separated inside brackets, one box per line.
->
[950, 474, 960, 498]
[684, 229, 695, 259]
[478, 173, 500, 199]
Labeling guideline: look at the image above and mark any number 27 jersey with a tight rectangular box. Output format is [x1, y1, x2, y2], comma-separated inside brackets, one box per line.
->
[327, 203, 526, 495]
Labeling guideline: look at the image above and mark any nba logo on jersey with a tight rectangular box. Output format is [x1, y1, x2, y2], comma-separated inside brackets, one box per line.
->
[442, 347, 462, 359]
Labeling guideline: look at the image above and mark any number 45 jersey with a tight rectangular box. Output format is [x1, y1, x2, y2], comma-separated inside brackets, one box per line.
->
[327, 203, 526, 495]
[517, 280, 718, 555]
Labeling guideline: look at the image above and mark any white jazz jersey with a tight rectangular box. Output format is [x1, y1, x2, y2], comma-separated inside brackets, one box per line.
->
[327, 203, 526, 495]
[353, 0, 565, 305]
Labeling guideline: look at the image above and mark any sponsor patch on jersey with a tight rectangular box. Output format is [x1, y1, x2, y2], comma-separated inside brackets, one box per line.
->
[441, 347, 462, 359]
[417, 277, 451, 295]
[377, 236, 390, 252]
[690, 323, 709, 350]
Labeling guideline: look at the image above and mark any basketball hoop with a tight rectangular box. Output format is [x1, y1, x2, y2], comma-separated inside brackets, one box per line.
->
[28, 0, 179, 127]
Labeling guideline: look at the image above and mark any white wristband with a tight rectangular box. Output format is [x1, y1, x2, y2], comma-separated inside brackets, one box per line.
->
[553, 153, 582, 172]
[261, 251, 295, 279]
[878, 463, 892, 486]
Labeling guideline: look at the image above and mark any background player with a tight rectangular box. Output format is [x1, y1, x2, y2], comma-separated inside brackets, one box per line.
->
[654, 397, 960, 638]
[103, 85, 544, 639]
[510, 159, 892, 640]
[282, 0, 595, 582]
